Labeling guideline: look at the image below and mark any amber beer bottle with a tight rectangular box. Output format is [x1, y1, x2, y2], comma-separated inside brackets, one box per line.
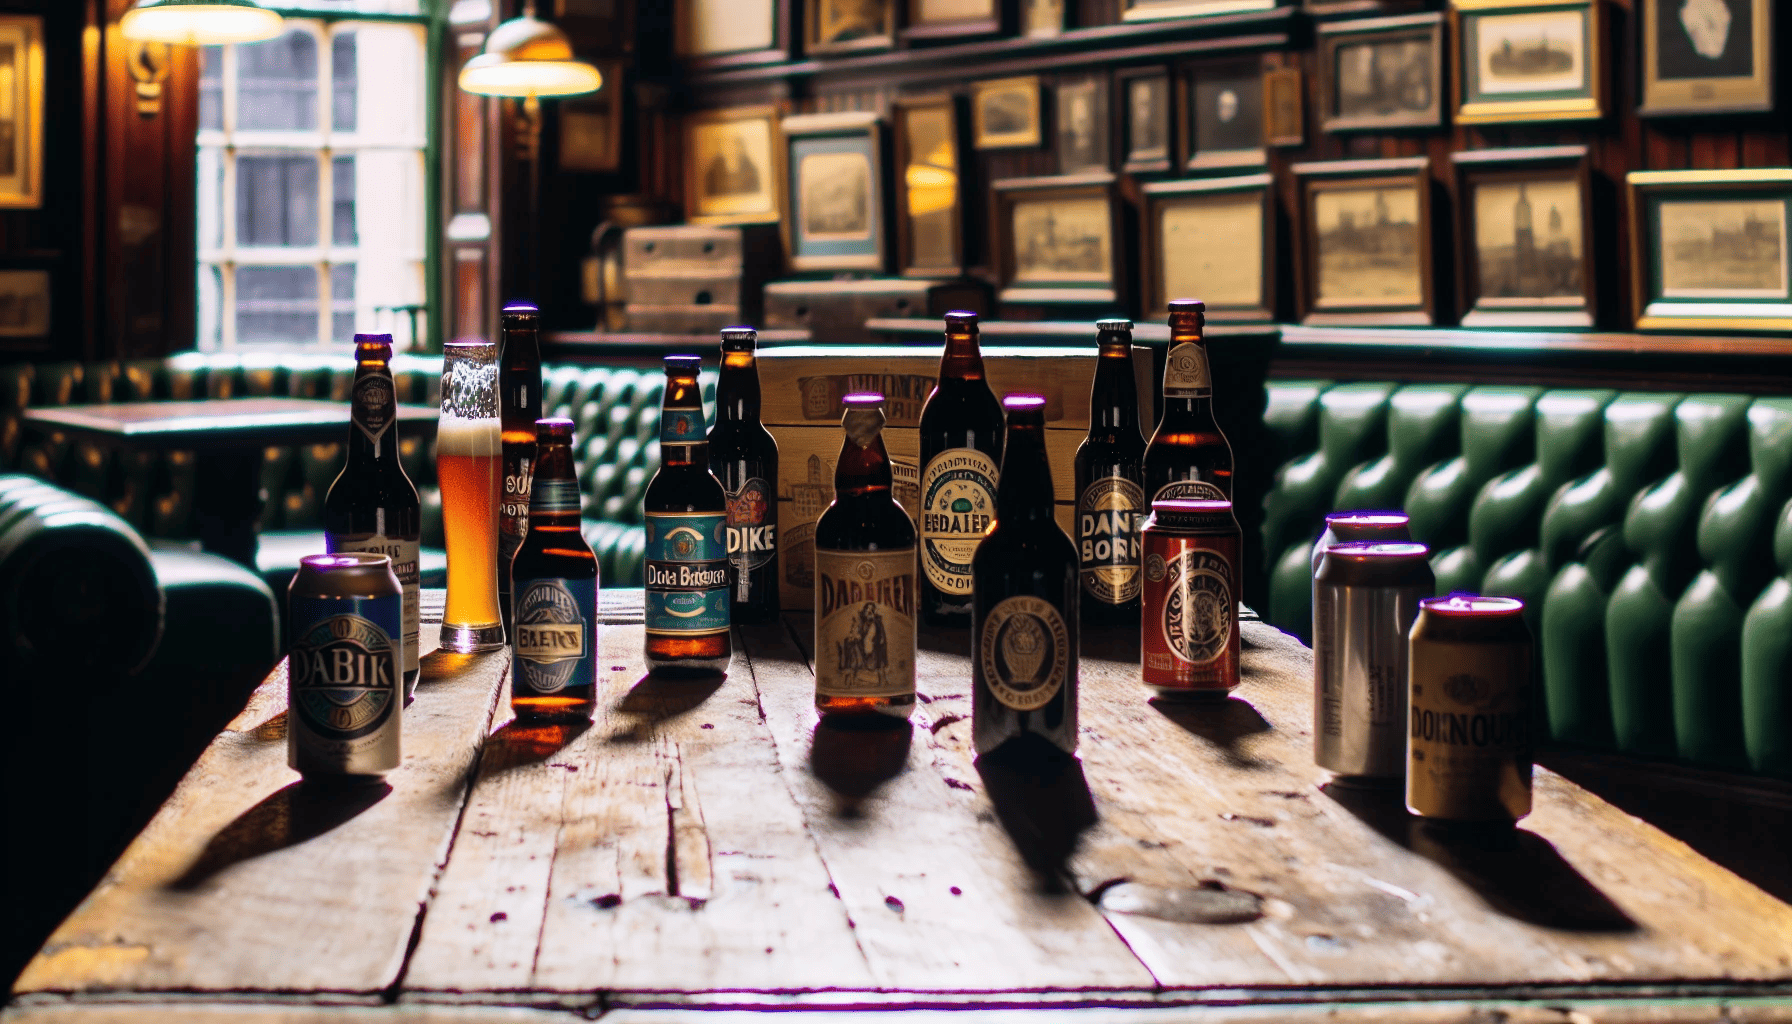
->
[644, 355, 732, 676]
[498, 301, 543, 629]
[1144, 298, 1234, 502]
[917, 311, 1003, 627]
[510, 418, 598, 722]
[814, 393, 917, 720]
[324, 334, 423, 696]
[708, 327, 780, 623]
[1073, 318, 1147, 627]
[973, 394, 1078, 756]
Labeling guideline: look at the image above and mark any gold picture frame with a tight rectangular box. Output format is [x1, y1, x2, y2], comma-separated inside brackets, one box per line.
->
[1628, 168, 1792, 333]
[1263, 65, 1305, 147]
[806, 0, 897, 55]
[784, 111, 889, 274]
[1122, 0, 1274, 23]
[683, 105, 784, 226]
[1452, 0, 1606, 124]
[557, 60, 626, 173]
[904, 0, 1001, 42]
[991, 172, 1124, 307]
[0, 16, 43, 210]
[675, 0, 789, 65]
[893, 94, 965, 278]
[1640, 0, 1774, 116]
[972, 76, 1043, 150]
[1142, 174, 1276, 324]
[1453, 145, 1597, 329]
[1294, 156, 1437, 326]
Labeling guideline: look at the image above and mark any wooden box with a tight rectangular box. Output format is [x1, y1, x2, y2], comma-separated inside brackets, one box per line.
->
[763, 278, 990, 344]
[622, 224, 779, 334]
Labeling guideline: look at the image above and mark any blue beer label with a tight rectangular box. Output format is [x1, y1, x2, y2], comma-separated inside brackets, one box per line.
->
[512, 576, 597, 694]
[288, 596, 401, 741]
[661, 407, 707, 443]
[644, 512, 730, 635]
[529, 476, 583, 514]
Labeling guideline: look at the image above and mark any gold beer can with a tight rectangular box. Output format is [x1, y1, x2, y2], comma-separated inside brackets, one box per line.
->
[1406, 594, 1533, 824]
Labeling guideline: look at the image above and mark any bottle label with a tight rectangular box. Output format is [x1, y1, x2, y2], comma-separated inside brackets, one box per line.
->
[288, 608, 399, 761]
[661, 408, 707, 443]
[500, 450, 534, 574]
[725, 476, 777, 589]
[815, 548, 916, 698]
[1154, 478, 1228, 502]
[920, 448, 998, 596]
[327, 533, 420, 676]
[1077, 475, 1145, 605]
[1163, 342, 1212, 398]
[1407, 636, 1533, 821]
[352, 373, 394, 444]
[978, 595, 1070, 711]
[530, 476, 582, 514]
[1153, 548, 1233, 666]
[644, 512, 730, 635]
[512, 576, 596, 694]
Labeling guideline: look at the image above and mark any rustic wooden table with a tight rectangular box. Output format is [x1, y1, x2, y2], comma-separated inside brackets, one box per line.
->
[9, 590, 1792, 1024]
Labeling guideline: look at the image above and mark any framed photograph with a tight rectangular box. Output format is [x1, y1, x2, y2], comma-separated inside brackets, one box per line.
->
[1640, 0, 1774, 116]
[1142, 174, 1276, 323]
[675, 0, 790, 66]
[557, 61, 626, 173]
[1055, 75, 1109, 173]
[1264, 65, 1306, 146]
[1628, 169, 1792, 333]
[785, 111, 889, 273]
[904, 0, 1001, 41]
[0, 268, 49, 337]
[1453, 145, 1595, 328]
[807, 0, 897, 54]
[1294, 157, 1436, 325]
[1122, 0, 1274, 23]
[894, 95, 964, 278]
[684, 106, 783, 226]
[1318, 13, 1446, 132]
[1117, 68, 1172, 174]
[972, 76, 1043, 150]
[991, 172, 1124, 306]
[1305, 0, 1435, 16]
[1180, 59, 1267, 172]
[1452, 0, 1605, 124]
[1024, 0, 1067, 37]
[0, 16, 43, 210]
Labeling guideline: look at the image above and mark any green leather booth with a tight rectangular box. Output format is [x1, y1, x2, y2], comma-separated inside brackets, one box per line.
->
[1260, 381, 1792, 781]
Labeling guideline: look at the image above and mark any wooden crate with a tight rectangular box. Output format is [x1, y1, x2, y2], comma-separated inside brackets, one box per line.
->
[622, 224, 777, 334]
[763, 278, 990, 344]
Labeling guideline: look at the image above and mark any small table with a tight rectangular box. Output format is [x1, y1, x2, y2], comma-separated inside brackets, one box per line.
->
[23, 398, 438, 567]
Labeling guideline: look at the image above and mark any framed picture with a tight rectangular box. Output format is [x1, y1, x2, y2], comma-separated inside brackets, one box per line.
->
[1452, 0, 1605, 124]
[785, 111, 889, 273]
[1117, 67, 1172, 174]
[1024, 0, 1067, 37]
[972, 76, 1043, 150]
[557, 61, 626, 173]
[904, 0, 1002, 41]
[1122, 0, 1274, 23]
[675, 0, 791, 66]
[1305, 0, 1435, 16]
[1264, 65, 1306, 146]
[1453, 145, 1596, 328]
[0, 268, 49, 337]
[1055, 75, 1109, 173]
[1180, 59, 1267, 172]
[894, 95, 964, 278]
[1628, 169, 1792, 333]
[1294, 157, 1437, 326]
[1142, 174, 1276, 323]
[1318, 13, 1446, 132]
[991, 172, 1124, 306]
[0, 16, 42, 210]
[1640, 0, 1775, 116]
[807, 0, 897, 54]
[684, 106, 783, 226]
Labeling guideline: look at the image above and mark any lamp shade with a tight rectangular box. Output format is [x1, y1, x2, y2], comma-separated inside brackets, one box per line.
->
[458, 14, 602, 98]
[119, 0, 284, 45]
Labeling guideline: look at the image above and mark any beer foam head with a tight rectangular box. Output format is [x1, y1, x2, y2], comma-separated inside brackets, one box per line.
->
[437, 415, 500, 457]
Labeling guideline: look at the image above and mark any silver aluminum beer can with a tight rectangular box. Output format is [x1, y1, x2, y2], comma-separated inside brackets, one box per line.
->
[1311, 511, 1410, 641]
[1313, 541, 1433, 780]
[287, 552, 403, 778]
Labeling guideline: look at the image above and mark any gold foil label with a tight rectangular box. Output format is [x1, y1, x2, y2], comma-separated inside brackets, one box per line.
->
[1163, 341, 1212, 397]
[1407, 637, 1533, 821]
[1160, 548, 1232, 666]
[815, 547, 917, 698]
[1076, 475, 1144, 605]
[920, 448, 998, 596]
[978, 596, 1070, 711]
[1153, 478, 1228, 502]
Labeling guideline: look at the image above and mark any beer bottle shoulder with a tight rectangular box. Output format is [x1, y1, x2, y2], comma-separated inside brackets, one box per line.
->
[975, 515, 1075, 570]
[512, 529, 599, 581]
[644, 462, 727, 513]
[918, 382, 1004, 458]
[815, 497, 916, 551]
[706, 420, 780, 460]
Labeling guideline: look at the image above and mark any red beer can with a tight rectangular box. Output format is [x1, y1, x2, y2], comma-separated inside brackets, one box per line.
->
[1141, 498, 1241, 698]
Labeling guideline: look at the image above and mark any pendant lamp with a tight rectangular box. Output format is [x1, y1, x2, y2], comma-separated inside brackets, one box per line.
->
[120, 0, 285, 46]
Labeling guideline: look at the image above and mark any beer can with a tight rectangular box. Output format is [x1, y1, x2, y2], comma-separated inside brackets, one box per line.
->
[1406, 594, 1533, 824]
[1310, 511, 1410, 641]
[287, 552, 403, 779]
[1141, 498, 1240, 698]
[1313, 541, 1434, 780]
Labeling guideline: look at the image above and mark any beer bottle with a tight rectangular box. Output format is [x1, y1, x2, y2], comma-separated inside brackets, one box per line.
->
[707, 326, 780, 623]
[510, 418, 598, 722]
[815, 393, 917, 720]
[917, 310, 1003, 628]
[973, 394, 1078, 756]
[1144, 298, 1233, 502]
[644, 354, 731, 676]
[324, 333, 422, 696]
[1073, 318, 1147, 627]
[498, 301, 543, 630]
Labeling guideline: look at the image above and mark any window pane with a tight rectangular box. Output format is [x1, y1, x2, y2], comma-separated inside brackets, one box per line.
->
[198, 264, 223, 349]
[237, 29, 318, 131]
[237, 154, 319, 247]
[331, 264, 355, 341]
[196, 147, 225, 250]
[199, 46, 223, 131]
[237, 266, 319, 343]
[332, 32, 357, 132]
[332, 155, 356, 245]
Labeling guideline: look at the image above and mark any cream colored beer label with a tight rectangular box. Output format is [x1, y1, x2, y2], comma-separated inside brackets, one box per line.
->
[1160, 548, 1232, 665]
[331, 534, 420, 675]
[1077, 475, 1144, 605]
[920, 448, 998, 596]
[1407, 638, 1533, 820]
[815, 548, 917, 698]
[1154, 478, 1227, 502]
[1163, 342, 1212, 397]
[979, 596, 1070, 711]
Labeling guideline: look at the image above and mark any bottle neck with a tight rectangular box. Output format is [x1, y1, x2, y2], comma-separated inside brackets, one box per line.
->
[997, 422, 1054, 522]
[834, 433, 894, 500]
[939, 328, 986, 383]
[1161, 326, 1213, 404]
[1091, 337, 1139, 434]
[528, 440, 581, 526]
[346, 358, 399, 464]
[660, 372, 707, 463]
[715, 350, 762, 423]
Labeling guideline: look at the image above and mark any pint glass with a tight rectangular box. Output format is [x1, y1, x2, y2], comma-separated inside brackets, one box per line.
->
[438, 340, 505, 652]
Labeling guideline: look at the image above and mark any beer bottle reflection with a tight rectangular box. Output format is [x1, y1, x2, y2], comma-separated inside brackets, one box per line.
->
[917, 311, 1003, 628]
[708, 326, 780, 623]
[510, 418, 598, 722]
[1144, 298, 1233, 502]
[644, 355, 732, 676]
[498, 301, 543, 629]
[1073, 318, 1147, 627]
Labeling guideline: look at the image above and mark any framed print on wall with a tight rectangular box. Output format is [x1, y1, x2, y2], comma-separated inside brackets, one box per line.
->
[972, 77, 1043, 150]
[1264, 65, 1306, 146]
[785, 111, 890, 273]
[1024, 0, 1067, 37]
[684, 106, 783, 226]
[894, 95, 964, 278]
[807, 0, 897, 55]
[1640, 0, 1775, 116]
[1055, 75, 1110, 173]
[558, 61, 626, 172]
[1628, 168, 1792, 333]
[991, 172, 1124, 307]
[1452, 0, 1606, 124]
[675, 0, 790, 67]
[0, 16, 43, 210]
[1318, 12, 1446, 132]
[1453, 145, 1596, 328]
[1117, 67, 1172, 174]
[1142, 174, 1276, 324]
[1294, 156, 1437, 326]
[905, 0, 1001, 41]
[1180, 59, 1267, 172]
[1122, 0, 1273, 24]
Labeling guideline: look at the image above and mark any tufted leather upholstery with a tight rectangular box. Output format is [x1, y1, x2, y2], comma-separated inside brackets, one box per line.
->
[1261, 381, 1792, 780]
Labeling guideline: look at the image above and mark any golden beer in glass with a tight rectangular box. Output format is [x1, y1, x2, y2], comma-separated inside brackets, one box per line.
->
[438, 340, 506, 652]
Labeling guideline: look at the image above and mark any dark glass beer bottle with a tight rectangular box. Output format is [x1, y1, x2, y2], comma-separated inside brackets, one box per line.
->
[644, 355, 731, 676]
[815, 393, 917, 720]
[510, 418, 598, 722]
[917, 310, 1003, 628]
[1144, 298, 1234, 502]
[708, 326, 780, 623]
[973, 394, 1078, 756]
[1073, 318, 1147, 627]
[324, 333, 423, 696]
[498, 300, 543, 629]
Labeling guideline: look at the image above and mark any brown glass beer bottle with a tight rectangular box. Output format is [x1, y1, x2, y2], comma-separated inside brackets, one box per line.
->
[917, 311, 1003, 628]
[1143, 298, 1234, 503]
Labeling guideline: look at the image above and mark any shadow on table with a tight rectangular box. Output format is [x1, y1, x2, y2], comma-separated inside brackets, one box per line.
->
[1322, 783, 1637, 933]
[1150, 694, 1275, 771]
[170, 778, 391, 891]
[483, 719, 591, 774]
[1080, 626, 1141, 664]
[810, 718, 911, 812]
[609, 672, 725, 743]
[977, 736, 1097, 892]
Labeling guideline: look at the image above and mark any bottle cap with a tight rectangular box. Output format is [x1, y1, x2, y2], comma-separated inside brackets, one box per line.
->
[1002, 393, 1047, 412]
[1168, 298, 1206, 314]
[353, 334, 394, 359]
[944, 310, 979, 327]
[664, 354, 703, 374]
[534, 417, 575, 442]
[502, 300, 540, 318]
[721, 326, 758, 347]
[1096, 318, 1134, 333]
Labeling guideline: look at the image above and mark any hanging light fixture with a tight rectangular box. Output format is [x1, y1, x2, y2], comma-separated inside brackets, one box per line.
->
[458, 6, 602, 99]
[120, 0, 285, 46]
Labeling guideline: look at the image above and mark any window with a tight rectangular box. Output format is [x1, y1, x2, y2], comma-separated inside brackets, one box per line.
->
[197, 15, 428, 349]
